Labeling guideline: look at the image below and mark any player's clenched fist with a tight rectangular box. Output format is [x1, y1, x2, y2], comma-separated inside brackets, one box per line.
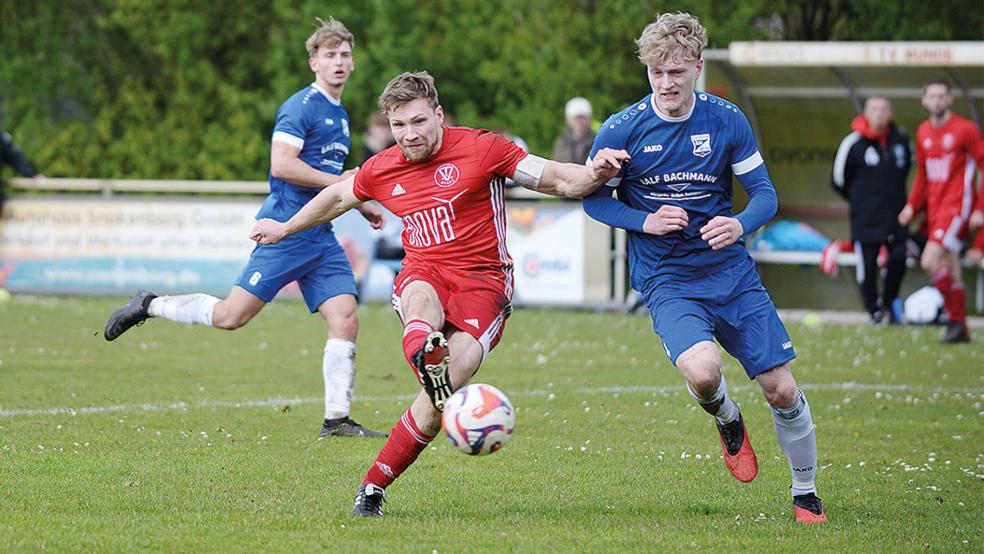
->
[250, 218, 288, 245]
[700, 216, 744, 250]
[643, 205, 689, 235]
[356, 203, 387, 230]
[590, 148, 631, 181]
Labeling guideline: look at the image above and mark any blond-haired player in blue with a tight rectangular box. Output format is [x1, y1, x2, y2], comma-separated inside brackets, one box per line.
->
[584, 12, 826, 524]
[104, 18, 387, 438]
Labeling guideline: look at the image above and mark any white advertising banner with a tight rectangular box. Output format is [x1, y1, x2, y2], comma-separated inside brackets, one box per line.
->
[1, 196, 591, 305]
[507, 205, 584, 305]
[729, 41, 984, 67]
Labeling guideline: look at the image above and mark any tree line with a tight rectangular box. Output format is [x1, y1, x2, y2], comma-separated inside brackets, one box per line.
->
[2, 0, 979, 179]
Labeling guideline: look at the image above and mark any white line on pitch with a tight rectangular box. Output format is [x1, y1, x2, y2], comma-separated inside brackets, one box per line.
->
[1, 381, 982, 418]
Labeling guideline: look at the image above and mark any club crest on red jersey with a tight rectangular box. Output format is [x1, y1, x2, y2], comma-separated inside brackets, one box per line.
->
[434, 163, 460, 188]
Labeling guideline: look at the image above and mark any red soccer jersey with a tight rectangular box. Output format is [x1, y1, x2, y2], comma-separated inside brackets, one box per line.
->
[908, 114, 984, 219]
[353, 126, 528, 286]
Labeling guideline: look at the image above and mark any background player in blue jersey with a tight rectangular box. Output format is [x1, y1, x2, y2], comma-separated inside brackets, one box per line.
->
[583, 13, 826, 524]
[104, 18, 387, 438]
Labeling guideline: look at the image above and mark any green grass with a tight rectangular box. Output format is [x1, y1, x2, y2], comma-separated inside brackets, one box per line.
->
[1, 296, 982, 552]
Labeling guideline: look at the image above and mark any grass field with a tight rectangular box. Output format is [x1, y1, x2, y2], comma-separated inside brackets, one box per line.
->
[1, 295, 982, 552]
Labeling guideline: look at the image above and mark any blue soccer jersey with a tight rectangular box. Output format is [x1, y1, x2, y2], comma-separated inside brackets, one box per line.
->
[585, 92, 777, 291]
[257, 82, 352, 241]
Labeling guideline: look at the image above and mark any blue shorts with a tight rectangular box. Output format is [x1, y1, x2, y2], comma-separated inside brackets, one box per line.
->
[642, 256, 795, 379]
[235, 234, 358, 313]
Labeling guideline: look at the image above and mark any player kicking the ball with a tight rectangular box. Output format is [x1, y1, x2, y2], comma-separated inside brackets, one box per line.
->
[250, 71, 629, 518]
[103, 19, 388, 438]
[583, 13, 826, 523]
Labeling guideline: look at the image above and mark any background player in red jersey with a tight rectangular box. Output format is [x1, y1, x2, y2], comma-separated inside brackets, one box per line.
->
[250, 71, 629, 517]
[898, 79, 984, 343]
[967, 190, 984, 266]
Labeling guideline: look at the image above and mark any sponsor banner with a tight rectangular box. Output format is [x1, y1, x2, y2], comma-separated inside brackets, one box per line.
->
[507, 204, 584, 304]
[0, 198, 260, 294]
[0, 197, 588, 304]
[0, 197, 402, 300]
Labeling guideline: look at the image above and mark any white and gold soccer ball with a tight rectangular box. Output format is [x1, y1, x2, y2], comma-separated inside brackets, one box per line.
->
[441, 383, 515, 455]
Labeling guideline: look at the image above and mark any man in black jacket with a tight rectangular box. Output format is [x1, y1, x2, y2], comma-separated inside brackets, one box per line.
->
[832, 96, 912, 324]
[1, 129, 42, 212]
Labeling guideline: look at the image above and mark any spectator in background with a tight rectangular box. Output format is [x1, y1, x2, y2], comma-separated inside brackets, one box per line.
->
[832, 96, 911, 324]
[552, 97, 595, 164]
[1, 129, 44, 212]
[362, 113, 395, 163]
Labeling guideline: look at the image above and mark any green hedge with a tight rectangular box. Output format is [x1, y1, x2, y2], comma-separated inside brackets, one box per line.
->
[2, 0, 980, 179]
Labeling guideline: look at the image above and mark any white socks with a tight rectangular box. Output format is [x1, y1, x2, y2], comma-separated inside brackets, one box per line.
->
[148, 294, 218, 326]
[772, 389, 818, 497]
[322, 339, 356, 420]
[688, 374, 740, 425]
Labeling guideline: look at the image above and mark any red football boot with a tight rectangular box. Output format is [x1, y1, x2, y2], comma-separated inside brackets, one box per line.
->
[793, 492, 828, 524]
[715, 410, 758, 483]
[410, 331, 452, 411]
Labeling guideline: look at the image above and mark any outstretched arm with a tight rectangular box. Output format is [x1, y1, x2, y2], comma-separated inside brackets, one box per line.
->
[511, 148, 630, 199]
[250, 175, 363, 244]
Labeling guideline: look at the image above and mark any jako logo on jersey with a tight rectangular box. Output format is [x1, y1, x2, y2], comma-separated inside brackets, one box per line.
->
[922, 137, 933, 149]
[342, 119, 350, 137]
[643, 144, 664, 153]
[391, 183, 406, 196]
[325, 118, 334, 125]
[691, 134, 712, 158]
[926, 154, 954, 181]
[464, 318, 480, 329]
[434, 163, 460, 188]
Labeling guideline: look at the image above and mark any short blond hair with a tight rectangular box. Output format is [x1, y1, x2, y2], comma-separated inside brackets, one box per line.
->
[378, 71, 440, 113]
[305, 17, 354, 58]
[636, 12, 708, 66]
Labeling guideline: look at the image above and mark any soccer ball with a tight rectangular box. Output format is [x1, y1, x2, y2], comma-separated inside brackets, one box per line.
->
[441, 383, 515, 455]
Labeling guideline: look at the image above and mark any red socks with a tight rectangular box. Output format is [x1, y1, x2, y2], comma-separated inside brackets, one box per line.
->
[402, 319, 433, 378]
[932, 268, 966, 324]
[949, 283, 967, 324]
[365, 320, 441, 488]
[363, 410, 434, 489]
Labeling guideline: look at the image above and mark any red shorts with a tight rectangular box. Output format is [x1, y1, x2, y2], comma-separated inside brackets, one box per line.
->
[392, 263, 512, 359]
[927, 211, 967, 252]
